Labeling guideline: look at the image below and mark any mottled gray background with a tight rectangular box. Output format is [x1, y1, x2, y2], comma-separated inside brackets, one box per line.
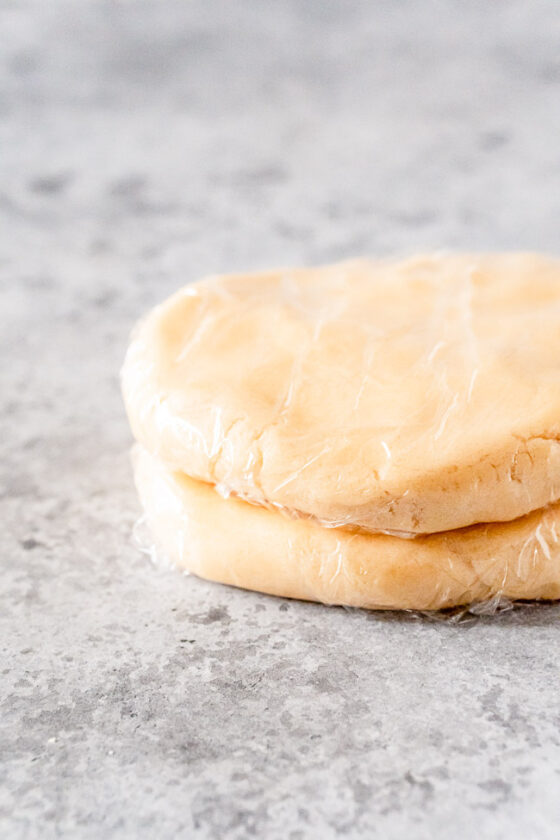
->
[2, 2, 560, 838]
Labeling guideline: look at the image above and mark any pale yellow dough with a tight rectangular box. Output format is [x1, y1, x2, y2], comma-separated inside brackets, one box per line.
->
[134, 447, 560, 611]
[122, 253, 560, 534]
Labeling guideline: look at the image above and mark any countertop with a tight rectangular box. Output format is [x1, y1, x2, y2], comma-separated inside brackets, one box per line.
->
[2, 2, 560, 838]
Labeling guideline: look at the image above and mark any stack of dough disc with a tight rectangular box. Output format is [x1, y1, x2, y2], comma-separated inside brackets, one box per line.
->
[122, 253, 560, 611]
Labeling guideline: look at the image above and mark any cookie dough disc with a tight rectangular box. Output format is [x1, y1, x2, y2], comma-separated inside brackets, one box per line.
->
[134, 447, 560, 611]
[122, 253, 560, 534]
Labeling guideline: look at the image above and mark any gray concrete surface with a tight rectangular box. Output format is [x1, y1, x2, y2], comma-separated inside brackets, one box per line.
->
[2, 1, 560, 838]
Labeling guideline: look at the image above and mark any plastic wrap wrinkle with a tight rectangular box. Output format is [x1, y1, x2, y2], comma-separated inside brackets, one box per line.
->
[207, 479, 422, 538]
[132, 515, 169, 568]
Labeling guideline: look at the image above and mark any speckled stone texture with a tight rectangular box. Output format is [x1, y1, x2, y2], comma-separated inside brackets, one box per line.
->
[2, 1, 560, 838]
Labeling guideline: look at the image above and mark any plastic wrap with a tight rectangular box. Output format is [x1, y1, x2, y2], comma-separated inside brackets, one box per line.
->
[122, 253, 560, 612]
